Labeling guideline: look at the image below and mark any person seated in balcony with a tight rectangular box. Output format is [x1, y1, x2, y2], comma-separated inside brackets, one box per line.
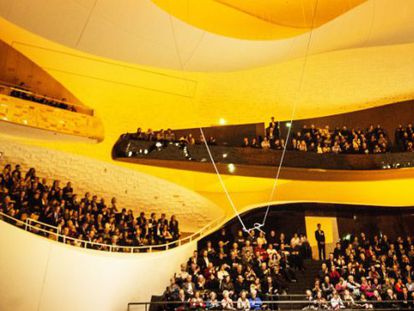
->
[207, 136, 217, 145]
[250, 138, 259, 148]
[145, 128, 155, 141]
[330, 291, 344, 310]
[261, 137, 271, 149]
[332, 142, 342, 154]
[237, 290, 251, 311]
[133, 127, 145, 140]
[188, 134, 196, 145]
[248, 289, 262, 311]
[221, 290, 235, 310]
[165, 129, 176, 142]
[241, 137, 250, 148]
[188, 290, 205, 310]
[298, 140, 307, 152]
[273, 139, 285, 150]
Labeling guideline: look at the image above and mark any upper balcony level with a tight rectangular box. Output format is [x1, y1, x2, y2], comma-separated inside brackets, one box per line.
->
[0, 39, 103, 142]
[112, 99, 414, 177]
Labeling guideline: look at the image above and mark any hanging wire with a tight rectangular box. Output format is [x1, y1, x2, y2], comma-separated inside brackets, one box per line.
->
[258, 0, 320, 229]
[199, 128, 249, 232]
[167, 8, 249, 232]
[168, 0, 320, 234]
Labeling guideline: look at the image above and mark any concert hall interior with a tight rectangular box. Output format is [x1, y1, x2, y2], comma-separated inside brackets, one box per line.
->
[1, 1, 414, 311]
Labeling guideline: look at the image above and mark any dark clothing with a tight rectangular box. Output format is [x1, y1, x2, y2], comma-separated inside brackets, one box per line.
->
[315, 229, 326, 260]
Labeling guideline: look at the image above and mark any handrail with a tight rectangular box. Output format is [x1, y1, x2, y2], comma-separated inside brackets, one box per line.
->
[25, 217, 60, 233]
[0, 82, 93, 116]
[0, 211, 225, 253]
[126, 299, 412, 311]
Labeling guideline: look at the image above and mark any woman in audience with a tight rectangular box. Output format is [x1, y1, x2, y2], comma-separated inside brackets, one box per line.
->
[236, 290, 250, 311]
[221, 290, 235, 310]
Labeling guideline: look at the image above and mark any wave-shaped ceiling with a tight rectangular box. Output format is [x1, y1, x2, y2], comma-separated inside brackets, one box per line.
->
[0, 0, 413, 71]
[152, 0, 366, 40]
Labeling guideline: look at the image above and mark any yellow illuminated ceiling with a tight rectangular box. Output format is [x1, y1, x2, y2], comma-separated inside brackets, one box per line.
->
[152, 0, 366, 40]
[1, 0, 413, 71]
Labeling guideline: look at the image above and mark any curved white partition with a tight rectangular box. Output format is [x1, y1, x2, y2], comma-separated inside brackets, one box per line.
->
[0, 220, 196, 311]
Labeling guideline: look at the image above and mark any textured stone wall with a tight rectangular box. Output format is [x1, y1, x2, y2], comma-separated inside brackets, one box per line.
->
[0, 136, 221, 232]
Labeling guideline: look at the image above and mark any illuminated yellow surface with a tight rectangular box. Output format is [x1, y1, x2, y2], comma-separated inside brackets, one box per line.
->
[0, 94, 104, 142]
[305, 216, 337, 247]
[305, 216, 339, 259]
[0, 17, 413, 224]
[152, 0, 366, 40]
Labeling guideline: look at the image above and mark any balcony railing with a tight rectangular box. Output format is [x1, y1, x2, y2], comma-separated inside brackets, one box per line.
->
[0, 82, 93, 116]
[0, 211, 224, 253]
[126, 299, 411, 311]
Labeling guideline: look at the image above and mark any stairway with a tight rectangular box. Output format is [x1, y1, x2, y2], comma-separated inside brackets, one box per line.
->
[275, 259, 322, 310]
[287, 259, 322, 294]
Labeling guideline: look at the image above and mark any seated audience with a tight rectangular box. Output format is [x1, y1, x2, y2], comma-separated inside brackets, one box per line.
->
[0, 164, 179, 252]
[7, 82, 77, 112]
[306, 232, 414, 310]
[395, 123, 414, 152]
[252, 121, 392, 154]
[163, 226, 312, 309]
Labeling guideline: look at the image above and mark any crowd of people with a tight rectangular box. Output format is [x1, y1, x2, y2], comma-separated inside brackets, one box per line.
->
[242, 117, 393, 154]
[4, 82, 78, 113]
[395, 124, 414, 152]
[0, 163, 180, 252]
[126, 128, 217, 146]
[305, 232, 414, 310]
[163, 227, 312, 310]
[124, 119, 414, 156]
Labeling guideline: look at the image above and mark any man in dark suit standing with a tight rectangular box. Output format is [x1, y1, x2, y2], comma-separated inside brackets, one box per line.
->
[268, 116, 280, 139]
[315, 223, 326, 260]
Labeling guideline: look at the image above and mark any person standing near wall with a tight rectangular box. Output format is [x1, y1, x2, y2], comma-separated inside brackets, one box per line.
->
[315, 224, 326, 260]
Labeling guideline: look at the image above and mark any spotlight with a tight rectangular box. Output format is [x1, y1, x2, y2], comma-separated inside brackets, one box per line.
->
[127, 151, 133, 157]
[285, 122, 292, 128]
[219, 118, 227, 125]
[155, 142, 163, 148]
[228, 163, 236, 173]
[222, 153, 228, 158]
[144, 149, 148, 155]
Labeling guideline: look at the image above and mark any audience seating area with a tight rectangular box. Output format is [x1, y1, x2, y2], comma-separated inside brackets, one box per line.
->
[160, 226, 414, 310]
[123, 118, 414, 156]
[125, 127, 217, 146]
[395, 124, 414, 152]
[306, 233, 414, 310]
[0, 164, 179, 252]
[254, 118, 392, 154]
[0, 82, 93, 116]
[163, 227, 312, 310]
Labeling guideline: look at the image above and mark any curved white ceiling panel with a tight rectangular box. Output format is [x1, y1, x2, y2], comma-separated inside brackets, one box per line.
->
[0, 0, 413, 71]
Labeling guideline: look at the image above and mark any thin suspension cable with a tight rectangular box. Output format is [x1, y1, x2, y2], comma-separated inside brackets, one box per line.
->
[199, 128, 249, 232]
[167, 9, 248, 231]
[259, 0, 319, 228]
